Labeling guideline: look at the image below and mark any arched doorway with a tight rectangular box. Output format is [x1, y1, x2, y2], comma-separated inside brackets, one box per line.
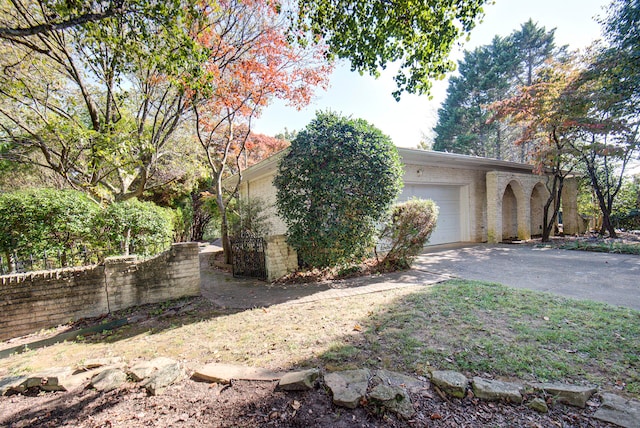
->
[530, 183, 549, 238]
[502, 183, 518, 240]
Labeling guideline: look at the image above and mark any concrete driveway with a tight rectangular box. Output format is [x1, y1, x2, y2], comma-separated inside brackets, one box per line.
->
[414, 243, 640, 311]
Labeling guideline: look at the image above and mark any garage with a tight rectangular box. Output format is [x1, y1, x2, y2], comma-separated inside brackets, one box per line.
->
[398, 184, 463, 246]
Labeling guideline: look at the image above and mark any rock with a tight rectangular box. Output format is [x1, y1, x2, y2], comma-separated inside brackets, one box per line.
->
[277, 368, 320, 391]
[430, 370, 468, 398]
[3, 367, 74, 394]
[373, 369, 429, 394]
[0, 375, 28, 396]
[368, 384, 415, 419]
[472, 377, 523, 403]
[594, 393, 640, 428]
[90, 368, 127, 392]
[324, 369, 370, 409]
[527, 398, 549, 413]
[141, 359, 185, 396]
[191, 363, 283, 384]
[129, 357, 178, 382]
[530, 382, 597, 408]
[77, 357, 124, 371]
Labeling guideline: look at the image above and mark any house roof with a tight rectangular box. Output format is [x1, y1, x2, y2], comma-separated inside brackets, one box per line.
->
[224, 147, 536, 188]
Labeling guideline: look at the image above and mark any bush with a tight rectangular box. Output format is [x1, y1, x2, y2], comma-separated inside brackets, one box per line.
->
[274, 111, 403, 268]
[378, 198, 439, 269]
[0, 189, 100, 264]
[96, 199, 174, 256]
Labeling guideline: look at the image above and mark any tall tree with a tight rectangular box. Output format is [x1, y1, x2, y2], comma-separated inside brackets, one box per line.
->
[0, 0, 203, 202]
[189, 0, 330, 263]
[432, 20, 564, 162]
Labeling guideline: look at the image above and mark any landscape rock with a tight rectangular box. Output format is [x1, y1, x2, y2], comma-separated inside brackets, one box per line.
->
[527, 398, 549, 413]
[277, 368, 320, 391]
[324, 369, 370, 409]
[0, 375, 28, 396]
[3, 367, 74, 394]
[77, 357, 124, 371]
[373, 369, 429, 394]
[472, 377, 523, 403]
[129, 357, 178, 382]
[530, 382, 597, 408]
[430, 370, 468, 398]
[368, 383, 415, 419]
[141, 359, 185, 396]
[191, 363, 283, 384]
[90, 368, 127, 392]
[593, 393, 640, 428]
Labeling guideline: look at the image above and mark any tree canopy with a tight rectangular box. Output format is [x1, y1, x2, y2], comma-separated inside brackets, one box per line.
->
[432, 20, 565, 161]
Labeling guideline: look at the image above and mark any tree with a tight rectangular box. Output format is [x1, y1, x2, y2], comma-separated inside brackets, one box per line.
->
[490, 60, 582, 241]
[433, 20, 564, 162]
[293, 0, 489, 99]
[274, 111, 403, 268]
[0, 0, 203, 202]
[189, 0, 330, 263]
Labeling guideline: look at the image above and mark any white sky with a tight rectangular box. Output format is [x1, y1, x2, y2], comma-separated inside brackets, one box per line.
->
[253, 0, 610, 148]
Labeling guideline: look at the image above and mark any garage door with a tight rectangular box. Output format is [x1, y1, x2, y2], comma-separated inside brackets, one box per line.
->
[398, 184, 462, 245]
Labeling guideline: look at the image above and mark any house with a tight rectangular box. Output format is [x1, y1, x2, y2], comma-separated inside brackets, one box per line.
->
[226, 147, 581, 245]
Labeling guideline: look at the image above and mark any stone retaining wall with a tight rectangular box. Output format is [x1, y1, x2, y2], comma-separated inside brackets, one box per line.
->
[0, 242, 200, 341]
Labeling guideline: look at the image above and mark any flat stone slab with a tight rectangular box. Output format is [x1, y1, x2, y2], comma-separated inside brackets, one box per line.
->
[369, 383, 415, 419]
[373, 369, 429, 394]
[90, 368, 127, 392]
[129, 357, 178, 382]
[191, 363, 283, 384]
[530, 382, 597, 408]
[324, 369, 370, 409]
[431, 370, 468, 398]
[594, 393, 640, 428]
[472, 377, 523, 403]
[278, 368, 320, 391]
[1, 367, 73, 394]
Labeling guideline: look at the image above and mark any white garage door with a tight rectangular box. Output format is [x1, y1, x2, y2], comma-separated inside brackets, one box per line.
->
[398, 184, 462, 245]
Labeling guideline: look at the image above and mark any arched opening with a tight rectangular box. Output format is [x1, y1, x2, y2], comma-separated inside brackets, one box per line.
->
[502, 183, 518, 240]
[530, 183, 548, 238]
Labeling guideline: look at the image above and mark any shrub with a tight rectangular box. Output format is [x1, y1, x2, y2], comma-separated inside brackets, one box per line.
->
[0, 189, 100, 265]
[96, 199, 174, 256]
[378, 198, 439, 269]
[274, 111, 403, 268]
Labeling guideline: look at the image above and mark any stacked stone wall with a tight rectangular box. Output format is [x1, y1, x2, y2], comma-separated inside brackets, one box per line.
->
[264, 235, 297, 281]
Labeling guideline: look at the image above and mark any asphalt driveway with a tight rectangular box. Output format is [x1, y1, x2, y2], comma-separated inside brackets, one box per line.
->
[414, 243, 640, 311]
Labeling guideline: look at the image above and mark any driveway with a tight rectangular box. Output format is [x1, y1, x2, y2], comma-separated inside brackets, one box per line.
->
[414, 243, 640, 311]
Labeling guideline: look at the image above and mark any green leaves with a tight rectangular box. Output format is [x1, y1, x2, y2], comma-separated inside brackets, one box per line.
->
[294, 0, 488, 99]
[274, 111, 403, 268]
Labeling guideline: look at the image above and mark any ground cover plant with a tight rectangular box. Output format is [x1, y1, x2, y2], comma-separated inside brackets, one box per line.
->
[1, 280, 637, 397]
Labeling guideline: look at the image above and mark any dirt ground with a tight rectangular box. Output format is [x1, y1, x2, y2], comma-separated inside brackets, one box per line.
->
[0, 375, 615, 428]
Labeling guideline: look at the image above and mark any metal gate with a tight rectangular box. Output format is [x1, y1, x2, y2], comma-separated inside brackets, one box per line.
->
[230, 230, 266, 280]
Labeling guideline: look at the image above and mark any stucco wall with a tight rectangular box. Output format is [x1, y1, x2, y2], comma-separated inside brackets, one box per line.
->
[0, 242, 200, 341]
[242, 173, 287, 235]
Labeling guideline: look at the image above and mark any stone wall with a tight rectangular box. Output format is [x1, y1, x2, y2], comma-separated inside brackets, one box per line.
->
[264, 235, 297, 281]
[0, 242, 200, 341]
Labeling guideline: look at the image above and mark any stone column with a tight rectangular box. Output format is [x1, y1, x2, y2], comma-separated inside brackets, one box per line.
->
[486, 171, 502, 243]
[264, 235, 298, 281]
[562, 177, 580, 235]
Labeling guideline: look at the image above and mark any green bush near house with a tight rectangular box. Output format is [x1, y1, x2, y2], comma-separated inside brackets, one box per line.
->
[378, 198, 439, 269]
[274, 111, 403, 268]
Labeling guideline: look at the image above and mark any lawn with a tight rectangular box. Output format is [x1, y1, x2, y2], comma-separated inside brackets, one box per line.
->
[1, 279, 638, 397]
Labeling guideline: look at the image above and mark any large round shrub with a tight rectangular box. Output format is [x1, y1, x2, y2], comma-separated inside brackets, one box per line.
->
[274, 111, 403, 267]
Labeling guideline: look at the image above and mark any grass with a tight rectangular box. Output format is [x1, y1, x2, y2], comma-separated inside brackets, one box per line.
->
[558, 240, 640, 255]
[1, 279, 638, 397]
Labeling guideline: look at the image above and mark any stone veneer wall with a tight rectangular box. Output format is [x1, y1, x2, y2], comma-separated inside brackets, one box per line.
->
[0, 242, 200, 341]
[264, 235, 297, 281]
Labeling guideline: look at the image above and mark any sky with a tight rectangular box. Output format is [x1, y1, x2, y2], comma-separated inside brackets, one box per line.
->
[252, 0, 611, 148]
